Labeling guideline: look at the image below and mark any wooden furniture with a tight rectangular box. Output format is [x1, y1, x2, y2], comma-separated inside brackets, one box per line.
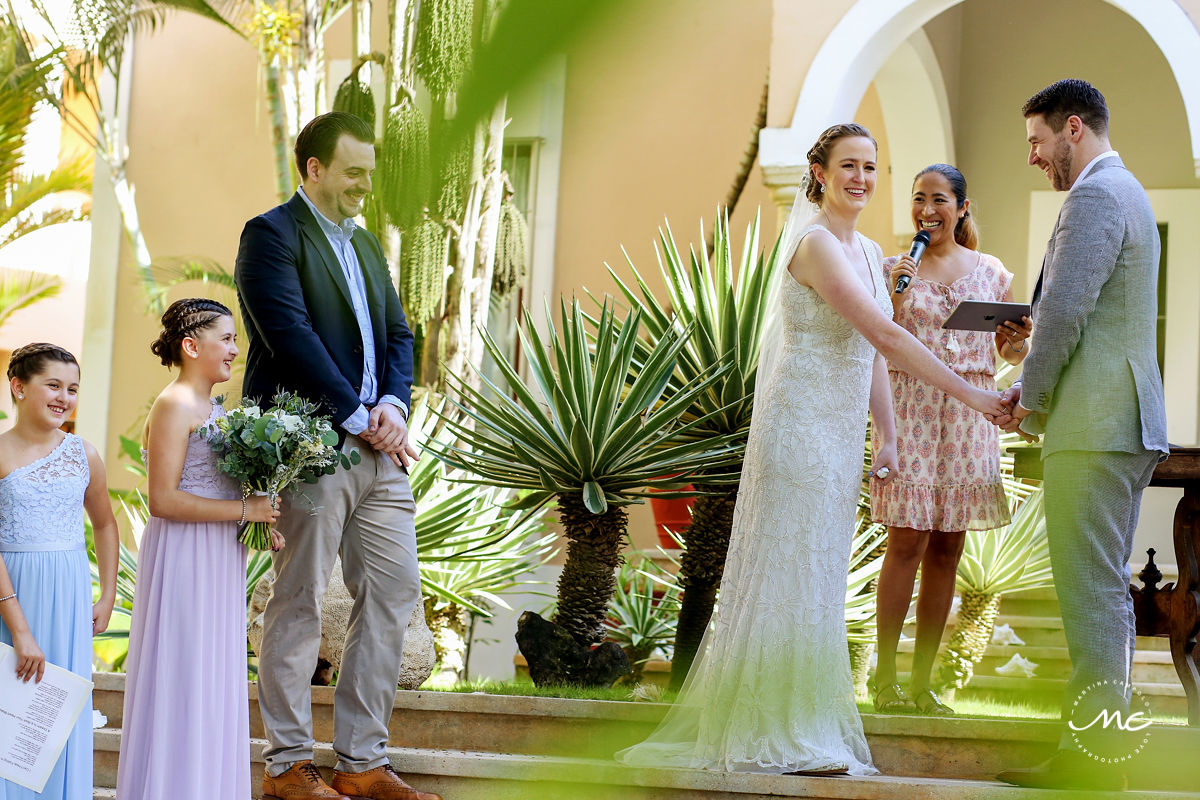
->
[1011, 445, 1200, 725]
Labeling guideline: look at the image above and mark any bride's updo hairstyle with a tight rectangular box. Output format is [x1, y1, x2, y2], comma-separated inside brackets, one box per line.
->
[7, 343, 79, 385]
[803, 123, 877, 206]
[150, 298, 233, 367]
[914, 163, 979, 251]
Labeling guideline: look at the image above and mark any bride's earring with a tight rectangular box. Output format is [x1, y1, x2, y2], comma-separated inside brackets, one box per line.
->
[16, 393, 23, 400]
[819, 183, 826, 193]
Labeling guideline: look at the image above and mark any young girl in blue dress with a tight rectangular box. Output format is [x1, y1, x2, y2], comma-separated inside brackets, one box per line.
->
[0, 343, 119, 800]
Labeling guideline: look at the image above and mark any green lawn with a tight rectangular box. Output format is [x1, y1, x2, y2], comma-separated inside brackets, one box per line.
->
[427, 678, 1189, 726]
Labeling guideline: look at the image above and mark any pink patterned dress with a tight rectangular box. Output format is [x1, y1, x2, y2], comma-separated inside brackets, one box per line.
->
[870, 252, 1012, 532]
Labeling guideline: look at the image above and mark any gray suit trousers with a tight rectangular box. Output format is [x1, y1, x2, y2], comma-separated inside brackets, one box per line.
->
[1042, 448, 1158, 749]
[258, 433, 421, 774]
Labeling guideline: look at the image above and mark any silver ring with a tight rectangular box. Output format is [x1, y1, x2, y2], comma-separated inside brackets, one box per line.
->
[875, 467, 890, 479]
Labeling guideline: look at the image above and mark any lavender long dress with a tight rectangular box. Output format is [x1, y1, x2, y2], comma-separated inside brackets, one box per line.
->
[117, 402, 250, 799]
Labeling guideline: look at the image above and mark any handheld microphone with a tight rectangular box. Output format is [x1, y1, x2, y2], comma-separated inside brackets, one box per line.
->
[894, 230, 931, 294]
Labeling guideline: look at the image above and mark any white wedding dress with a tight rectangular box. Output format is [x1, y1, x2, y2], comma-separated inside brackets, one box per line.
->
[618, 223, 888, 775]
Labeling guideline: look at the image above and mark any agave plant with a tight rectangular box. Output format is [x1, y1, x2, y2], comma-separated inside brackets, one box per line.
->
[935, 486, 1048, 694]
[602, 210, 783, 689]
[604, 553, 682, 685]
[845, 515, 890, 683]
[406, 395, 557, 680]
[430, 298, 740, 685]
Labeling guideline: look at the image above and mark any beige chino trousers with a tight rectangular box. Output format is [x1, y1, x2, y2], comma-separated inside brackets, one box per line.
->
[258, 433, 420, 775]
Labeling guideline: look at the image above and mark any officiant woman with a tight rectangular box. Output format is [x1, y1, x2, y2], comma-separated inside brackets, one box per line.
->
[870, 163, 1032, 715]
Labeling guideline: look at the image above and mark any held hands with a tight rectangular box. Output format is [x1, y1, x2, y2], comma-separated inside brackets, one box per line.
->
[12, 630, 45, 683]
[361, 403, 420, 469]
[987, 385, 1039, 443]
[968, 388, 1009, 418]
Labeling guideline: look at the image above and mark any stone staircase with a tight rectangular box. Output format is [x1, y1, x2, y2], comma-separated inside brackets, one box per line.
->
[893, 586, 1190, 717]
[91, 672, 1200, 799]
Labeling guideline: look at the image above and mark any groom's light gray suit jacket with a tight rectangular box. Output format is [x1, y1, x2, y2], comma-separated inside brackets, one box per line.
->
[1020, 156, 1168, 458]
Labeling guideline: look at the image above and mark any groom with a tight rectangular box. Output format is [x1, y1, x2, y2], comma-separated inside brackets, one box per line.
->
[236, 112, 439, 800]
[994, 79, 1168, 790]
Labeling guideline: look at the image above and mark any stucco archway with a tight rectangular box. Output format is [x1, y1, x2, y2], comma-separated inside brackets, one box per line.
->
[760, 0, 1200, 183]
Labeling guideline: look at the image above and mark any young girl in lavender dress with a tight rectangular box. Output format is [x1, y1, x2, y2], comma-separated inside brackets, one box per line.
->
[116, 299, 280, 800]
[0, 343, 119, 800]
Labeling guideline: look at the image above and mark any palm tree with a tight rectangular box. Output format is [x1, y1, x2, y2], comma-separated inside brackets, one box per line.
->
[0, 268, 63, 331]
[429, 298, 740, 685]
[603, 211, 783, 689]
[0, 19, 90, 252]
[406, 394, 558, 682]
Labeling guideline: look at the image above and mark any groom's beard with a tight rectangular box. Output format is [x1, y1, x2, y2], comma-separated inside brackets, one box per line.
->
[1050, 143, 1074, 192]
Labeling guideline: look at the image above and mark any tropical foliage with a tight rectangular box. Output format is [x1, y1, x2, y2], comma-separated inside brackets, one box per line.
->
[0, 18, 90, 254]
[0, 268, 62, 331]
[602, 211, 783, 689]
[430, 298, 740, 684]
[936, 485, 1048, 692]
[604, 553, 681, 684]
[407, 395, 556, 680]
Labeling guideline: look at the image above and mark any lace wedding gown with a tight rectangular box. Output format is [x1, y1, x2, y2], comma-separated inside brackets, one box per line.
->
[618, 224, 888, 775]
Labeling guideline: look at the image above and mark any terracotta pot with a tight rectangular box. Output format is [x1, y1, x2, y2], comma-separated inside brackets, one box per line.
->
[648, 485, 695, 549]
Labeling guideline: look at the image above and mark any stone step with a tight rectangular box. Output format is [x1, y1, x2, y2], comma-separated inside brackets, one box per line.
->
[892, 670, 1192, 717]
[904, 612, 1174, 652]
[893, 641, 1181, 683]
[90, 728, 1199, 800]
[994, 587, 1060, 618]
[92, 673, 1200, 792]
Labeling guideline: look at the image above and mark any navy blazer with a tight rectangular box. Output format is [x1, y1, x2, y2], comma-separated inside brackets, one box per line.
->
[234, 193, 414, 433]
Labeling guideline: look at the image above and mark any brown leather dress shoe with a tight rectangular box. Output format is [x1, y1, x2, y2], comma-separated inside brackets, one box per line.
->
[263, 761, 351, 800]
[331, 764, 442, 800]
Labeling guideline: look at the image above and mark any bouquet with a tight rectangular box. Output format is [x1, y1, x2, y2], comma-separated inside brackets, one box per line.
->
[206, 391, 360, 549]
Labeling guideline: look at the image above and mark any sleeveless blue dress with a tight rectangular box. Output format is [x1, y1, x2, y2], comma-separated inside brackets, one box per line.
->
[0, 434, 93, 800]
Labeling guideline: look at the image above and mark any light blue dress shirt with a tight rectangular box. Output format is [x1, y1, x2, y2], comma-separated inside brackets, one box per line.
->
[297, 188, 405, 434]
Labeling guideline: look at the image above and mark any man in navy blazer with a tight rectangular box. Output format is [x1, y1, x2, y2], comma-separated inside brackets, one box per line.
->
[236, 112, 439, 800]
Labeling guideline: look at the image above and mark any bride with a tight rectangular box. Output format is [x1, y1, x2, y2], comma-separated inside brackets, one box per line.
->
[617, 124, 1006, 775]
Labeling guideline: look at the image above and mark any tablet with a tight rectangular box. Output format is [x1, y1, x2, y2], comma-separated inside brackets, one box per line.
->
[941, 300, 1031, 332]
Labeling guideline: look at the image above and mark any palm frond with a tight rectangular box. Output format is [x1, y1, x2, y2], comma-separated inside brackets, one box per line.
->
[0, 268, 63, 330]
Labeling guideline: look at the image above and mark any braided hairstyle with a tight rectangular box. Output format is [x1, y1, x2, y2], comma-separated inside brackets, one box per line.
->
[804, 123, 877, 206]
[7, 343, 79, 385]
[150, 298, 233, 367]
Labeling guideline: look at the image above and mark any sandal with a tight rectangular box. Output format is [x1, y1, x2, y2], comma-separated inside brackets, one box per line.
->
[872, 682, 912, 713]
[912, 688, 954, 716]
[787, 762, 850, 776]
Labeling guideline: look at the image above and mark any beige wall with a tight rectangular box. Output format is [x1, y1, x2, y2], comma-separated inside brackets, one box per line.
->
[101, 19, 279, 485]
[548, 0, 775, 550]
[949, 0, 1199, 298]
[551, 0, 776, 312]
